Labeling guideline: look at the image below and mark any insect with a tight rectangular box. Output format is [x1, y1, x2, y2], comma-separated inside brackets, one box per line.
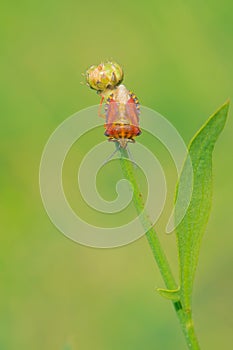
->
[85, 61, 142, 148]
[104, 85, 141, 148]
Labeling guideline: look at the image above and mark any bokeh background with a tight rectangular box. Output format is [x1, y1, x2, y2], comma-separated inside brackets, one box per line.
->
[1, 0, 233, 349]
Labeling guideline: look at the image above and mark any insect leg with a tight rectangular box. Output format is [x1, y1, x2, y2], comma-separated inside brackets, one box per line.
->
[98, 95, 106, 119]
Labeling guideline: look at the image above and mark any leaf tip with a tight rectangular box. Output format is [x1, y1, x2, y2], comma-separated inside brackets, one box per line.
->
[217, 99, 230, 114]
[156, 287, 180, 301]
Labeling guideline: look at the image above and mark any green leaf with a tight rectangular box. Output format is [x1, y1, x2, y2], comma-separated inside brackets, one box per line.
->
[175, 101, 229, 309]
[157, 287, 180, 301]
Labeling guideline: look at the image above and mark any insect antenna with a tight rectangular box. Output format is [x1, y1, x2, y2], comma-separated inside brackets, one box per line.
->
[125, 144, 137, 169]
[101, 143, 120, 166]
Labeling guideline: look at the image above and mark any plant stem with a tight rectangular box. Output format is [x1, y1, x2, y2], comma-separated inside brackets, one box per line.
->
[118, 146, 200, 350]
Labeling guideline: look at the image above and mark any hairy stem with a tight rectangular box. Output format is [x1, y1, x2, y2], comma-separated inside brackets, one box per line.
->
[118, 146, 200, 350]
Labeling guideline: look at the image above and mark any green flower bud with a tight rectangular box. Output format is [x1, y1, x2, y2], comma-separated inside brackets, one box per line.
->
[85, 61, 124, 92]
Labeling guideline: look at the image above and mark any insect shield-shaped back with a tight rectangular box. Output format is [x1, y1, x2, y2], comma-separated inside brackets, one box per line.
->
[85, 61, 124, 92]
[104, 89, 141, 148]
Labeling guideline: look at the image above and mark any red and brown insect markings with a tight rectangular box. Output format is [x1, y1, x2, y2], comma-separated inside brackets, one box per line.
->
[104, 85, 142, 148]
[126, 96, 140, 127]
[104, 123, 141, 139]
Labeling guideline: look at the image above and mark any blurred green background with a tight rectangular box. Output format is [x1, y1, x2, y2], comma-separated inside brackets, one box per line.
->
[1, 0, 233, 349]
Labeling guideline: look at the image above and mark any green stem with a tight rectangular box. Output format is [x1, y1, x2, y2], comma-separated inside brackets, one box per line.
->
[118, 146, 200, 350]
